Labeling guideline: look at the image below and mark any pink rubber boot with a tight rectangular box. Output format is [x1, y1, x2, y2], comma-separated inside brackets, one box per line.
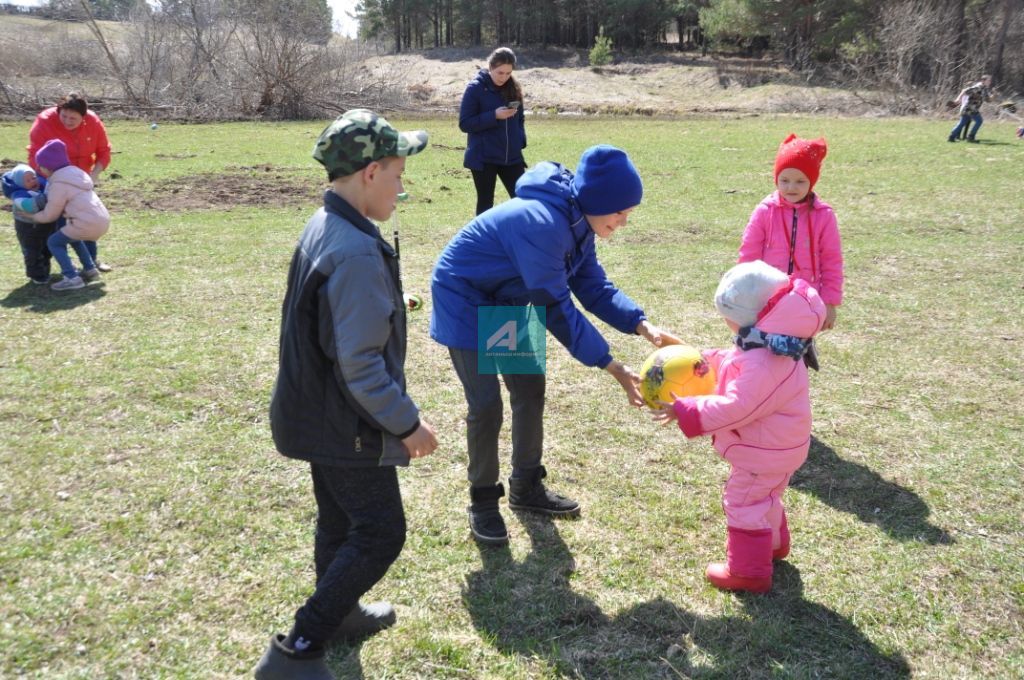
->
[773, 511, 790, 561]
[706, 527, 773, 594]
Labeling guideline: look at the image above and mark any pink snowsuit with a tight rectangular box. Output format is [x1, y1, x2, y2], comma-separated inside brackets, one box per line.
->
[738, 191, 844, 307]
[674, 279, 826, 574]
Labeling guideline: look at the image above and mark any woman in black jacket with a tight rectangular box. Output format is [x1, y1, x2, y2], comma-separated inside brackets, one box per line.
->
[459, 47, 527, 215]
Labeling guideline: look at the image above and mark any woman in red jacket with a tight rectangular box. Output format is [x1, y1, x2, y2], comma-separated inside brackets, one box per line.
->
[28, 93, 113, 271]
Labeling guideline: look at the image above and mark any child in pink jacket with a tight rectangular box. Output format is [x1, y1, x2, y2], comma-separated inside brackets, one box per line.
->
[737, 134, 843, 339]
[25, 139, 110, 291]
[653, 260, 826, 593]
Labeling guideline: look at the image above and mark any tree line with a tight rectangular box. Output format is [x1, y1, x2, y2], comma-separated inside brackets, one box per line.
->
[356, 0, 1023, 96]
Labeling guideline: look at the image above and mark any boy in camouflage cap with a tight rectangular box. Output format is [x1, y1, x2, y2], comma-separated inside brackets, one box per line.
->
[255, 109, 438, 680]
[313, 108, 429, 179]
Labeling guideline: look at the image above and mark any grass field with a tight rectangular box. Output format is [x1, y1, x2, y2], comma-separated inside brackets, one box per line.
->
[1, 115, 1022, 679]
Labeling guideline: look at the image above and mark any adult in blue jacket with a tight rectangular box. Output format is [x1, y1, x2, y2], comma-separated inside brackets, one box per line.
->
[431, 145, 681, 545]
[459, 47, 527, 216]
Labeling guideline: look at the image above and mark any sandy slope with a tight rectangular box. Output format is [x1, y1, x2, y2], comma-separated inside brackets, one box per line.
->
[376, 48, 880, 116]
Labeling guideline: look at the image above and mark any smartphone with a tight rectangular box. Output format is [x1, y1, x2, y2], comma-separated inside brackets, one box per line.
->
[507, 101, 520, 109]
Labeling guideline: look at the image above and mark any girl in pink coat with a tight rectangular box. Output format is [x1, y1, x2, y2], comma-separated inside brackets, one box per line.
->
[738, 134, 843, 337]
[26, 139, 110, 291]
[654, 260, 826, 593]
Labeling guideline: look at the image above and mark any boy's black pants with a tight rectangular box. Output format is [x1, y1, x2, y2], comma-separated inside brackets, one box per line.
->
[291, 462, 407, 644]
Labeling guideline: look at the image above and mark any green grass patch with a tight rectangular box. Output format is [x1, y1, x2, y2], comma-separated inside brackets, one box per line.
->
[1, 116, 1022, 678]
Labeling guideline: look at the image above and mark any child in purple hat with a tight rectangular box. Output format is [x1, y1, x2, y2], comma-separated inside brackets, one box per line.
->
[25, 139, 110, 291]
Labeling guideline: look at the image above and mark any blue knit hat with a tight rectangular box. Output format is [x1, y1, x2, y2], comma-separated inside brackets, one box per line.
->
[9, 164, 37, 188]
[571, 145, 643, 215]
[35, 139, 71, 174]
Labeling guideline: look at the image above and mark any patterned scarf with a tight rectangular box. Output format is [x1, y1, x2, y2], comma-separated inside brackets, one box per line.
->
[735, 326, 810, 361]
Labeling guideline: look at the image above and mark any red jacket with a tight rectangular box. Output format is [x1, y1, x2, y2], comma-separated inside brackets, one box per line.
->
[28, 108, 111, 175]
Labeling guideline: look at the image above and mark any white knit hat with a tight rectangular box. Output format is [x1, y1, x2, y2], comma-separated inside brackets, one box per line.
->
[714, 260, 790, 328]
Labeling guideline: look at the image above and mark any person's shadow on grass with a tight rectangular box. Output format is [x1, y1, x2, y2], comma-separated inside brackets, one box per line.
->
[1, 281, 106, 313]
[325, 641, 365, 679]
[790, 436, 953, 545]
[463, 513, 909, 678]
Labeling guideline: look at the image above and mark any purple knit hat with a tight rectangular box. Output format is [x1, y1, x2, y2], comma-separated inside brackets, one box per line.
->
[35, 139, 71, 173]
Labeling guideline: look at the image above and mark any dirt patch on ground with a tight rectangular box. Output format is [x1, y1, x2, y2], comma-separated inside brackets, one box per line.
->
[102, 166, 322, 212]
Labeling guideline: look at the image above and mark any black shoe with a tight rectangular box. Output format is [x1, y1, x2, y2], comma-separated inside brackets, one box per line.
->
[966, 137, 979, 143]
[330, 601, 396, 644]
[468, 484, 509, 545]
[508, 466, 580, 517]
[947, 136, 957, 142]
[253, 634, 335, 680]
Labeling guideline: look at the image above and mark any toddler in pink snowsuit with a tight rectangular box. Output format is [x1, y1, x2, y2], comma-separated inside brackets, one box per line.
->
[737, 134, 843, 335]
[654, 260, 826, 593]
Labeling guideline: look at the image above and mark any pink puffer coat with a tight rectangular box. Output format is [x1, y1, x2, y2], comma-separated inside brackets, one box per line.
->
[673, 279, 826, 475]
[738, 191, 843, 306]
[31, 165, 110, 241]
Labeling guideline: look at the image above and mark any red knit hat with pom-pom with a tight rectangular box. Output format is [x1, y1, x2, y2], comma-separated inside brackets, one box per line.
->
[773, 134, 827, 190]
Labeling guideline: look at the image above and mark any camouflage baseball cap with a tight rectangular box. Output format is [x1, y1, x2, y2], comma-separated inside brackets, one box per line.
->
[313, 109, 429, 178]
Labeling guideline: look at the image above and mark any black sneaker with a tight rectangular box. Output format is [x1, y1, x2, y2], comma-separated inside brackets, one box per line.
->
[468, 483, 509, 545]
[508, 466, 580, 517]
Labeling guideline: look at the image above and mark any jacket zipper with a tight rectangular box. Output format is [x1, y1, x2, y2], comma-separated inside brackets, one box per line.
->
[504, 115, 510, 164]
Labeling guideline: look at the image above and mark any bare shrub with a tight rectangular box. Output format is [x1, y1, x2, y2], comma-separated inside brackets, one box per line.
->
[111, 4, 409, 119]
[838, 0, 1008, 115]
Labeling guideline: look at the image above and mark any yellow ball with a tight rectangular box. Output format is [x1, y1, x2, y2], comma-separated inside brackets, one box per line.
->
[639, 344, 716, 408]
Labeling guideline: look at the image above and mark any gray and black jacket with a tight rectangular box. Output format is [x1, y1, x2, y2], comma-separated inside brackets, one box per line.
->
[270, 190, 420, 467]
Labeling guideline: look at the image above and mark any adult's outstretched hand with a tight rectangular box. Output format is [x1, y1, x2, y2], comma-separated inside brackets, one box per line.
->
[605, 359, 644, 407]
[636, 320, 683, 348]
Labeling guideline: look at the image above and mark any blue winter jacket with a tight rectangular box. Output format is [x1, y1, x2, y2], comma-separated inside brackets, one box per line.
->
[2, 166, 47, 206]
[430, 161, 646, 368]
[2, 167, 55, 224]
[459, 69, 527, 170]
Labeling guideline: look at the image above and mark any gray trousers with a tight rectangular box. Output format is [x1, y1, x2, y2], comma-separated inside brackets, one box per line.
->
[449, 347, 545, 487]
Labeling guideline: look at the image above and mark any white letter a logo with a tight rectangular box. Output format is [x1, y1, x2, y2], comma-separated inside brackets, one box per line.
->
[486, 320, 517, 351]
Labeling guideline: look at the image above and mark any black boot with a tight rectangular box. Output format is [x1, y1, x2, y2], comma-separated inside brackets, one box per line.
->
[508, 466, 580, 517]
[253, 634, 335, 680]
[967, 135, 979, 143]
[468, 483, 509, 545]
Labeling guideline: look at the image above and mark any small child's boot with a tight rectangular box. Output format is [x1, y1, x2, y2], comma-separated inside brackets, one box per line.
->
[253, 634, 334, 680]
[773, 511, 791, 561]
[705, 527, 773, 594]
